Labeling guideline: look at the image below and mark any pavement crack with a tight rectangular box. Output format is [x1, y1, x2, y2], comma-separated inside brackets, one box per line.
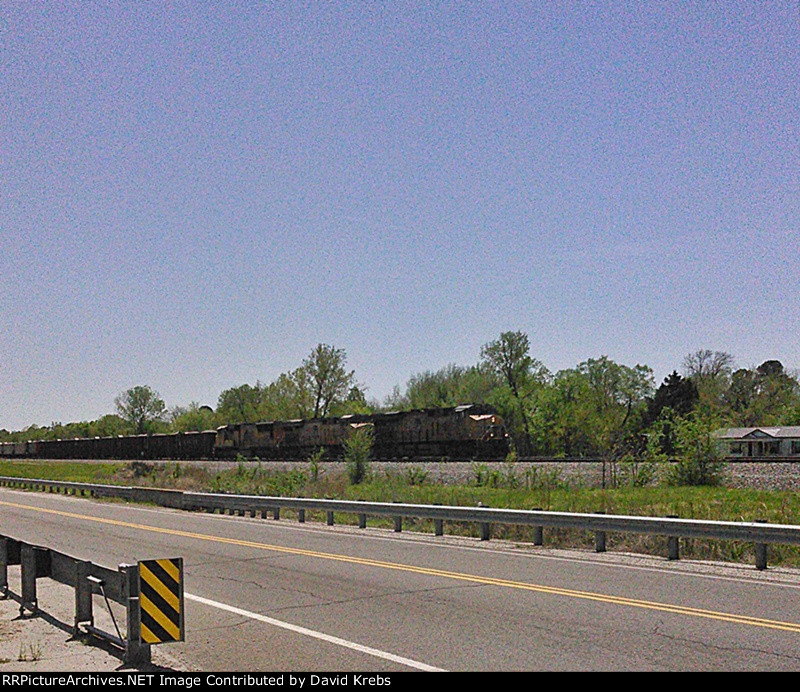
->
[269, 581, 484, 614]
[648, 626, 800, 664]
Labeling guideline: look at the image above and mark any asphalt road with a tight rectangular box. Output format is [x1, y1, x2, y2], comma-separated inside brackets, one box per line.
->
[2, 486, 800, 672]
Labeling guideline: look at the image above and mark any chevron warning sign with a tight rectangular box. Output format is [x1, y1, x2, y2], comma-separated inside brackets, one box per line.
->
[138, 558, 185, 644]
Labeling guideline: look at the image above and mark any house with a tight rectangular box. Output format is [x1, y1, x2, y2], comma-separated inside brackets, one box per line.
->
[715, 427, 800, 458]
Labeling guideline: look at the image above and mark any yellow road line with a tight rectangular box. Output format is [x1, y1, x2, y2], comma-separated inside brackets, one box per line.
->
[2, 498, 799, 634]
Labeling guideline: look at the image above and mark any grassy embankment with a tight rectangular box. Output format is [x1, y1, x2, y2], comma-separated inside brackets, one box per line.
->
[2, 458, 800, 567]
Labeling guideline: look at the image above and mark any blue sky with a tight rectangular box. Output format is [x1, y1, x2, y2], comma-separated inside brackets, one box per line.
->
[1, 1, 798, 430]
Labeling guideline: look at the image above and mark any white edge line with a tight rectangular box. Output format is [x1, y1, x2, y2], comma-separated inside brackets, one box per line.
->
[184, 592, 446, 672]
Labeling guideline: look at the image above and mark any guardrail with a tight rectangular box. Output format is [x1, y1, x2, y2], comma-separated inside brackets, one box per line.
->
[0, 533, 151, 665]
[2, 475, 799, 570]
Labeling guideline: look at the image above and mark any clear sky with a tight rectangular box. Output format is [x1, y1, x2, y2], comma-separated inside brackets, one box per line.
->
[1, 1, 798, 431]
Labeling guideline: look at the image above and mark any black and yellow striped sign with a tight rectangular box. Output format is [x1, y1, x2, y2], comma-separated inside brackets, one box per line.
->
[138, 558, 184, 644]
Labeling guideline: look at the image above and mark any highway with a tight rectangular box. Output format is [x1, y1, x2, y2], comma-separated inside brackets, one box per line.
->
[2, 486, 800, 671]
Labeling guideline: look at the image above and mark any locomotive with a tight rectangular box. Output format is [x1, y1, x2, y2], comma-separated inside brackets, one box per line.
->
[0, 404, 509, 461]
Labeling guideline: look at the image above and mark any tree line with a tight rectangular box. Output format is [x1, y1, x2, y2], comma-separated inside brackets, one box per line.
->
[3, 336, 799, 464]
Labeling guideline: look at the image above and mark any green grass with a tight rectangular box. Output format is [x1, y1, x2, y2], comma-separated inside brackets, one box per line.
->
[3, 459, 800, 566]
[0, 460, 122, 484]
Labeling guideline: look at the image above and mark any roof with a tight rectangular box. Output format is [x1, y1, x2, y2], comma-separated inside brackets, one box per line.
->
[715, 427, 800, 439]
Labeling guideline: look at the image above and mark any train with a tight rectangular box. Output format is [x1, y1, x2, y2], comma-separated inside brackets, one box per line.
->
[0, 404, 509, 461]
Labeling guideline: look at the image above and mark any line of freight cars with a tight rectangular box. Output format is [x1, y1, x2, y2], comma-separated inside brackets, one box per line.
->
[0, 404, 509, 461]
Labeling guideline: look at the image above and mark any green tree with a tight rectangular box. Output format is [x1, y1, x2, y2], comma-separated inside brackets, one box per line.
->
[114, 385, 167, 434]
[300, 344, 356, 418]
[331, 386, 374, 416]
[540, 357, 653, 459]
[725, 360, 800, 425]
[646, 371, 698, 424]
[257, 372, 312, 420]
[480, 331, 549, 455]
[89, 414, 131, 437]
[398, 364, 498, 410]
[216, 383, 265, 424]
[682, 349, 734, 418]
[171, 403, 216, 432]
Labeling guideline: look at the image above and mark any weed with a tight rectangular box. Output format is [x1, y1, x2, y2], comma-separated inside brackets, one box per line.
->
[307, 448, 325, 483]
[404, 466, 429, 486]
[17, 641, 42, 662]
[344, 427, 373, 485]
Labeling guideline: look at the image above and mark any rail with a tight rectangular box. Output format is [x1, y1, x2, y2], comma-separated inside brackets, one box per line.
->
[2, 475, 799, 570]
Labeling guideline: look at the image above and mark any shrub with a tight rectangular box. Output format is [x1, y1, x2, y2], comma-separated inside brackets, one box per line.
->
[307, 447, 325, 483]
[667, 415, 726, 486]
[344, 426, 373, 485]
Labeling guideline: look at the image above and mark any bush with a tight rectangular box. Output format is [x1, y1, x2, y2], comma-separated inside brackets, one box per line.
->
[307, 447, 325, 483]
[667, 415, 726, 487]
[344, 426, 373, 485]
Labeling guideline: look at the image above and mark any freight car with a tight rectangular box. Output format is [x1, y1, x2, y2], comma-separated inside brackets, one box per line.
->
[0, 404, 509, 461]
[0, 430, 217, 460]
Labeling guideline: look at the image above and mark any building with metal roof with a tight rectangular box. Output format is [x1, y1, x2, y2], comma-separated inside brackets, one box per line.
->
[715, 427, 800, 458]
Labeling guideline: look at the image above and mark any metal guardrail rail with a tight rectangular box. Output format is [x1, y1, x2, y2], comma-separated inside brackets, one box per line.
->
[2, 475, 799, 570]
[0, 532, 151, 664]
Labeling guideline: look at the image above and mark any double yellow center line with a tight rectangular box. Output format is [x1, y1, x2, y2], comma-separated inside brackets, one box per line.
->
[3, 498, 799, 634]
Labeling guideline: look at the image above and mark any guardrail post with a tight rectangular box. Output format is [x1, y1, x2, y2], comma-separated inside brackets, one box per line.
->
[755, 519, 768, 570]
[0, 537, 9, 596]
[20, 544, 41, 615]
[327, 511, 334, 526]
[479, 504, 491, 541]
[390, 501, 402, 532]
[122, 563, 151, 666]
[358, 513, 367, 529]
[667, 516, 680, 561]
[594, 511, 607, 553]
[273, 508, 280, 521]
[533, 509, 543, 546]
[298, 509, 306, 523]
[434, 504, 444, 536]
[75, 561, 94, 635]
